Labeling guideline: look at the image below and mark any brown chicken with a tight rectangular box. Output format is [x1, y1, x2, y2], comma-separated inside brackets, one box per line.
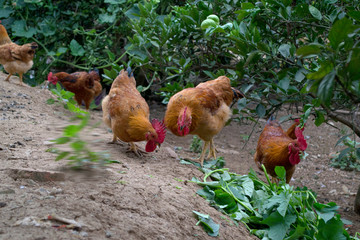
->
[47, 70, 102, 110]
[254, 116, 308, 183]
[164, 76, 244, 166]
[101, 67, 166, 155]
[0, 21, 38, 86]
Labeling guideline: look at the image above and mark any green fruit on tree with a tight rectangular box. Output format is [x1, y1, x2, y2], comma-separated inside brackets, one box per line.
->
[207, 14, 219, 24]
[201, 19, 217, 29]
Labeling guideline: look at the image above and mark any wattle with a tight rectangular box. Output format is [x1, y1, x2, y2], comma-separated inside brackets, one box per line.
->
[145, 140, 156, 152]
[289, 152, 301, 165]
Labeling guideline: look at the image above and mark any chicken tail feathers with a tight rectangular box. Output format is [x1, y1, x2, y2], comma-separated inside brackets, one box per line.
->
[231, 87, 245, 100]
[267, 115, 276, 124]
[230, 87, 245, 108]
[126, 66, 133, 78]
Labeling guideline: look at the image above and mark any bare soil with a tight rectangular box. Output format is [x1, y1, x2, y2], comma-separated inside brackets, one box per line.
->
[0, 72, 359, 239]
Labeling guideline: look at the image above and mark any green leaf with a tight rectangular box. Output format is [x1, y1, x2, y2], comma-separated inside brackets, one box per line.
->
[214, 189, 238, 213]
[241, 2, 255, 9]
[54, 137, 71, 144]
[307, 61, 334, 80]
[56, 47, 68, 56]
[55, 151, 70, 161]
[261, 211, 297, 240]
[278, 44, 291, 58]
[193, 211, 220, 237]
[286, 225, 306, 240]
[296, 44, 323, 58]
[69, 39, 85, 56]
[317, 71, 335, 106]
[314, 202, 339, 223]
[309, 5, 322, 20]
[335, 134, 351, 147]
[0, 8, 14, 18]
[46, 98, 55, 105]
[11, 20, 37, 38]
[347, 48, 360, 80]
[256, 104, 266, 118]
[99, 13, 116, 23]
[328, 18, 357, 50]
[314, 111, 325, 126]
[197, 186, 215, 200]
[348, 11, 360, 22]
[295, 69, 307, 82]
[316, 215, 347, 240]
[278, 77, 290, 92]
[274, 166, 286, 180]
[64, 125, 81, 137]
[105, 0, 126, 3]
[70, 140, 85, 151]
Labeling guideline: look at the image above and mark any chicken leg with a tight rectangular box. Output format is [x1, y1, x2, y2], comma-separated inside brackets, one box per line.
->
[4, 73, 11, 82]
[127, 142, 147, 157]
[18, 73, 25, 86]
[207, 139, 217, 160]
[198, 141, 210, 167]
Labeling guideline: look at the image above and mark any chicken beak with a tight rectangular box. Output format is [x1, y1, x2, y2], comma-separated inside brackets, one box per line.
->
[156, 143, 161, 149]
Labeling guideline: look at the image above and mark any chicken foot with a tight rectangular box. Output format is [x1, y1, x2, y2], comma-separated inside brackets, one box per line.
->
[127, 142, 147, 157]
[107, 134, 125, 146]
[4, 73, 11, 82]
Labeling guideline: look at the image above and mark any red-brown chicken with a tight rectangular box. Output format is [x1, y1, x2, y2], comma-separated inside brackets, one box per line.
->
[164, 76, 244, 166]
[102, 67, 166, 155]
[47, 70, 102, 110]
[254, 116, 308, 183]
[0, 21, 38, 86]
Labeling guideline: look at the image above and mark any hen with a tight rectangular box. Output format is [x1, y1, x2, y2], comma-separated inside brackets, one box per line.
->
[0, 21, 38, 86]
[47, 70, 102, 110]
[164, 76, 244, 166]
[101, 67, 166, 155]
[254, 116, 307, 183]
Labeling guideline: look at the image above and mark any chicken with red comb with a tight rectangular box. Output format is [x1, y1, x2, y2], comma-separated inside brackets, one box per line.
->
[102, 67, 166, 156]
[254, 116, 308, 183]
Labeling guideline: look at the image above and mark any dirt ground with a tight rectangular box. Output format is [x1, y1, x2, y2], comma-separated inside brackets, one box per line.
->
[0, 72, 359, 239]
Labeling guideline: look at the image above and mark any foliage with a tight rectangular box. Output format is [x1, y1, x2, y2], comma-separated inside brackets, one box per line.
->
[46, 82, 87, 114]
[331, 135, 360, 171]
[190, 162, 358, 240]
[193, 211, 220, 237]
[45, 83, 118, 168]
[47, 114, 120, 169]
[189, 136, 202, 154]
[0, 0, 138, 85]
[125, 0, 360, 162]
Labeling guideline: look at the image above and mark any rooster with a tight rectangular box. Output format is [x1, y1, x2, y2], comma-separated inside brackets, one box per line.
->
[47, 70, 102, 110]
[254, 116, 308, 183]
[0, 21, 38, 86]
[101, 67, 166, 156]
[164, 76, 244, 166]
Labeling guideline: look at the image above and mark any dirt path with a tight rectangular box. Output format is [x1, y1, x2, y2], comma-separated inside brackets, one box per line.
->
[0, 72, 359, 239]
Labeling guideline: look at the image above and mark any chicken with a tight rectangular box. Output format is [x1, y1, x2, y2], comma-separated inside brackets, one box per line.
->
[0, 21, 38, 86]
[47, 70, 102, 110]
[101, 67, 166, 156]
[164, 76, 244, 166]
[286, 118, 304, 139]
[254, 116, 308, 183]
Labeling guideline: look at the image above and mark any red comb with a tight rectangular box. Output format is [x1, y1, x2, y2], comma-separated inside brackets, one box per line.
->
[295, 127, 307, 151]
[151, 119, 166, 143]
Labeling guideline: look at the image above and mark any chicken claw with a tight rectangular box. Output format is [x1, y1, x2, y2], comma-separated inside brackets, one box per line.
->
[107, 134, 125, 146]
[127, 142, 147, 157]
